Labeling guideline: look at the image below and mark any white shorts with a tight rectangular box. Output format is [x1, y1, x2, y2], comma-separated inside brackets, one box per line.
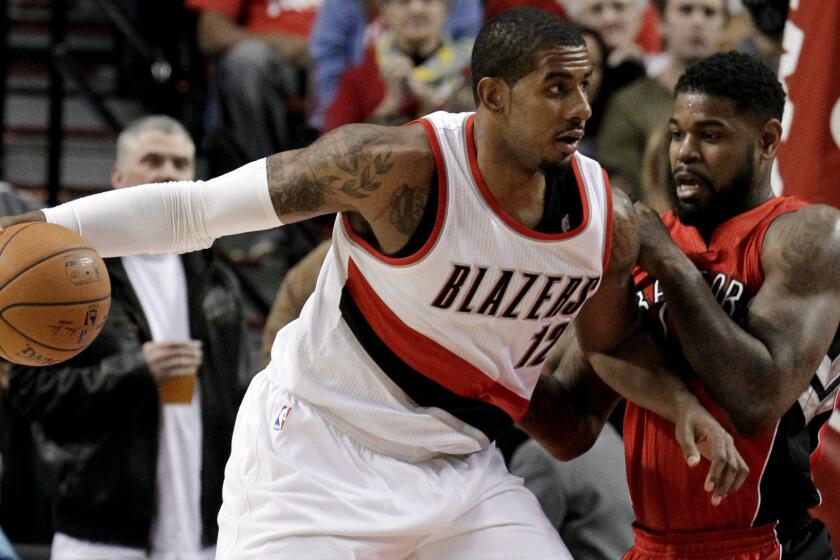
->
[217, 371, 571, 559]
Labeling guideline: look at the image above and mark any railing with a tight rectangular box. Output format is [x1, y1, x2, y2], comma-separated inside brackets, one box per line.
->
[45, 0, 176, 204]
[0, 0, 8, 181]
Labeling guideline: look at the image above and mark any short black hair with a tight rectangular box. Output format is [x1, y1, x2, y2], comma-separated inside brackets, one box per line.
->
[675, 51, 785, 122]
[471, 8, 585, 102]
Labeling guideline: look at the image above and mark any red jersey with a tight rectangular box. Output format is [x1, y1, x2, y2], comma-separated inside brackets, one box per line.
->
[627, 196, 839, 540]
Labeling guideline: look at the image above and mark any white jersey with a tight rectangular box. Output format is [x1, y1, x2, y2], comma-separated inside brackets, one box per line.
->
[267, 111, 612, 461]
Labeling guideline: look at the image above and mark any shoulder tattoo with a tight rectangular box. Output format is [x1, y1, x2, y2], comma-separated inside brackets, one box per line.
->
[267, 126, 396, 216]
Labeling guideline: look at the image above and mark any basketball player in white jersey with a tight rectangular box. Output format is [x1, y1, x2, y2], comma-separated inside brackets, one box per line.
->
[1, 8, 749, 558]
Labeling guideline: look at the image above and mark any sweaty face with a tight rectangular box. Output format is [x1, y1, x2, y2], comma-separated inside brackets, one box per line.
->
[663, 0, 726, 66]
[505, 46, 593, 173]
[669, 93, 758, 227]
[381, 0, 448, 54]
[113, 129, 195, 188]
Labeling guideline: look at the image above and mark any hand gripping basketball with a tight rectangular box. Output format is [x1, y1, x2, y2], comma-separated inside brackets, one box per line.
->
[0, 223, 111, 366]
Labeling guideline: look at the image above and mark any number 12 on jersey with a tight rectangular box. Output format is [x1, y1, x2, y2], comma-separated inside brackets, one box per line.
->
[515, 322, 570, 369]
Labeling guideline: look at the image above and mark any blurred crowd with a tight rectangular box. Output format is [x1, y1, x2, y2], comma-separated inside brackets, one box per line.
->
[0, 0, 834, 559]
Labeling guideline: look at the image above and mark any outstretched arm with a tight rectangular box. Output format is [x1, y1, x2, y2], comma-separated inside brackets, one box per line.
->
[0, 124, 435, 258]
[635, 202, 840, 436]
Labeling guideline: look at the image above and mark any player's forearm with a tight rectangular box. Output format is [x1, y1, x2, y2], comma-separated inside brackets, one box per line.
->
[654, 256, 779, 433]
[519, 373, 613, 460]
[586, 329, 700, 424]
[520, 343, 620, 460]
[42, 159, 281, 258]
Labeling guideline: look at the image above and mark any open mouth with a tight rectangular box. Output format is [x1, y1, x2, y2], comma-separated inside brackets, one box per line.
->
[674, 170, 709, 200]
[555, 130, 584, 156]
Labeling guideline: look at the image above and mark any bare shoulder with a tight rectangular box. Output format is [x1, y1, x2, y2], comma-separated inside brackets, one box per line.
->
[605, 187, 640, 276]
[763, 203, 840, 292]
[266, 122, 436, 221]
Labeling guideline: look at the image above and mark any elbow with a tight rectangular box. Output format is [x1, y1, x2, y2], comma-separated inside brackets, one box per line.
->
[729, 406, 780, 438]
[532, 419, 602, 461]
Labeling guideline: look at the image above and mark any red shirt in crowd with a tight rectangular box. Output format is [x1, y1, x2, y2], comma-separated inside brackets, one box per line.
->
[322, 48, 418, 134]
[187, 0, 320, 36]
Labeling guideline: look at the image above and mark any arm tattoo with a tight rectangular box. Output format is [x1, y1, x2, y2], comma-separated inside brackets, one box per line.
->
[389, 184, 429, 234]
[267, 126, 395, 216]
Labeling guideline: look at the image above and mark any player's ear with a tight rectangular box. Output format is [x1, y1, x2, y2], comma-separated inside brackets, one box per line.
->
[759, 118, 782, 160]
[476, 77, 508, 114]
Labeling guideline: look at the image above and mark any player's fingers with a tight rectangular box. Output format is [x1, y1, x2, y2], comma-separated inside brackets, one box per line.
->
[145, 351, 200, 368]
[730, 450, 751, 495]
[676, 421, 701, 467]
[712, 440, 738, 505]
[146, 344, 202, 362]
[704, 432, 727, 494]
[0, 210, 45, 232]
[156, 356, 202, 375]
[146, 340, 202, 351]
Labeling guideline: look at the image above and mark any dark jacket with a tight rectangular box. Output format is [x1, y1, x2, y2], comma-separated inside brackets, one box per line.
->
[5, 250, 252, 549]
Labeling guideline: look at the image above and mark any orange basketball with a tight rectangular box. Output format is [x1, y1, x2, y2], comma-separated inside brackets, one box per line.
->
[0, 222, 111, 366]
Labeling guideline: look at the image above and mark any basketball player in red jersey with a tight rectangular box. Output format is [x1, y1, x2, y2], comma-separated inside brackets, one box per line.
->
[0, 10, 749, 557]
[627, 51, 840, 559]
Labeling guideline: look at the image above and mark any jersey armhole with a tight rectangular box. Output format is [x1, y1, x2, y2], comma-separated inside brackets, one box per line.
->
[339, 118, 448, 266]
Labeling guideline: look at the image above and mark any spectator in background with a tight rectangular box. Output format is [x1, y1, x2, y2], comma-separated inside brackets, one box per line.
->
[564, 0, 657, 66]
[4, 116, 253, 560]
[576, 27, 607, 156]
[309, 0, 481, 130]
[189, 0, 322, 170]
[637, 124, 676, 214]
[563, 0, 650, 145]
[597, 0, 726, 198]
[322, 0, 474, 132]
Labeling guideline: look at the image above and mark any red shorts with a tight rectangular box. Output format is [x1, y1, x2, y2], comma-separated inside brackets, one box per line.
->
[624, 524, 781, 560]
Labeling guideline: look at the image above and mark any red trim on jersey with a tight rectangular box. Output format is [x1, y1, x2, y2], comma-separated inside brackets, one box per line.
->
[601, 169, 613, 272]
[628, 524, 781, 558]
[464, 114, 591, 241]
[340, 120, 448, 266]
[345, 258, 531, 421]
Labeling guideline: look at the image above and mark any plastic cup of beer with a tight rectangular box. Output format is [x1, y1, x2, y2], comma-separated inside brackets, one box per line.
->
[159, 369, 197, 405]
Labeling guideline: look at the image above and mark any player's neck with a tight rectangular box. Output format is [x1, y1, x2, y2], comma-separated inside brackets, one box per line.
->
[694, 185, 775, 243]
[473, 121, 546, 227]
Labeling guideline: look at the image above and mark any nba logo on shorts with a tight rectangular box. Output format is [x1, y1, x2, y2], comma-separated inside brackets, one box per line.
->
[274, 405, 293, 432]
